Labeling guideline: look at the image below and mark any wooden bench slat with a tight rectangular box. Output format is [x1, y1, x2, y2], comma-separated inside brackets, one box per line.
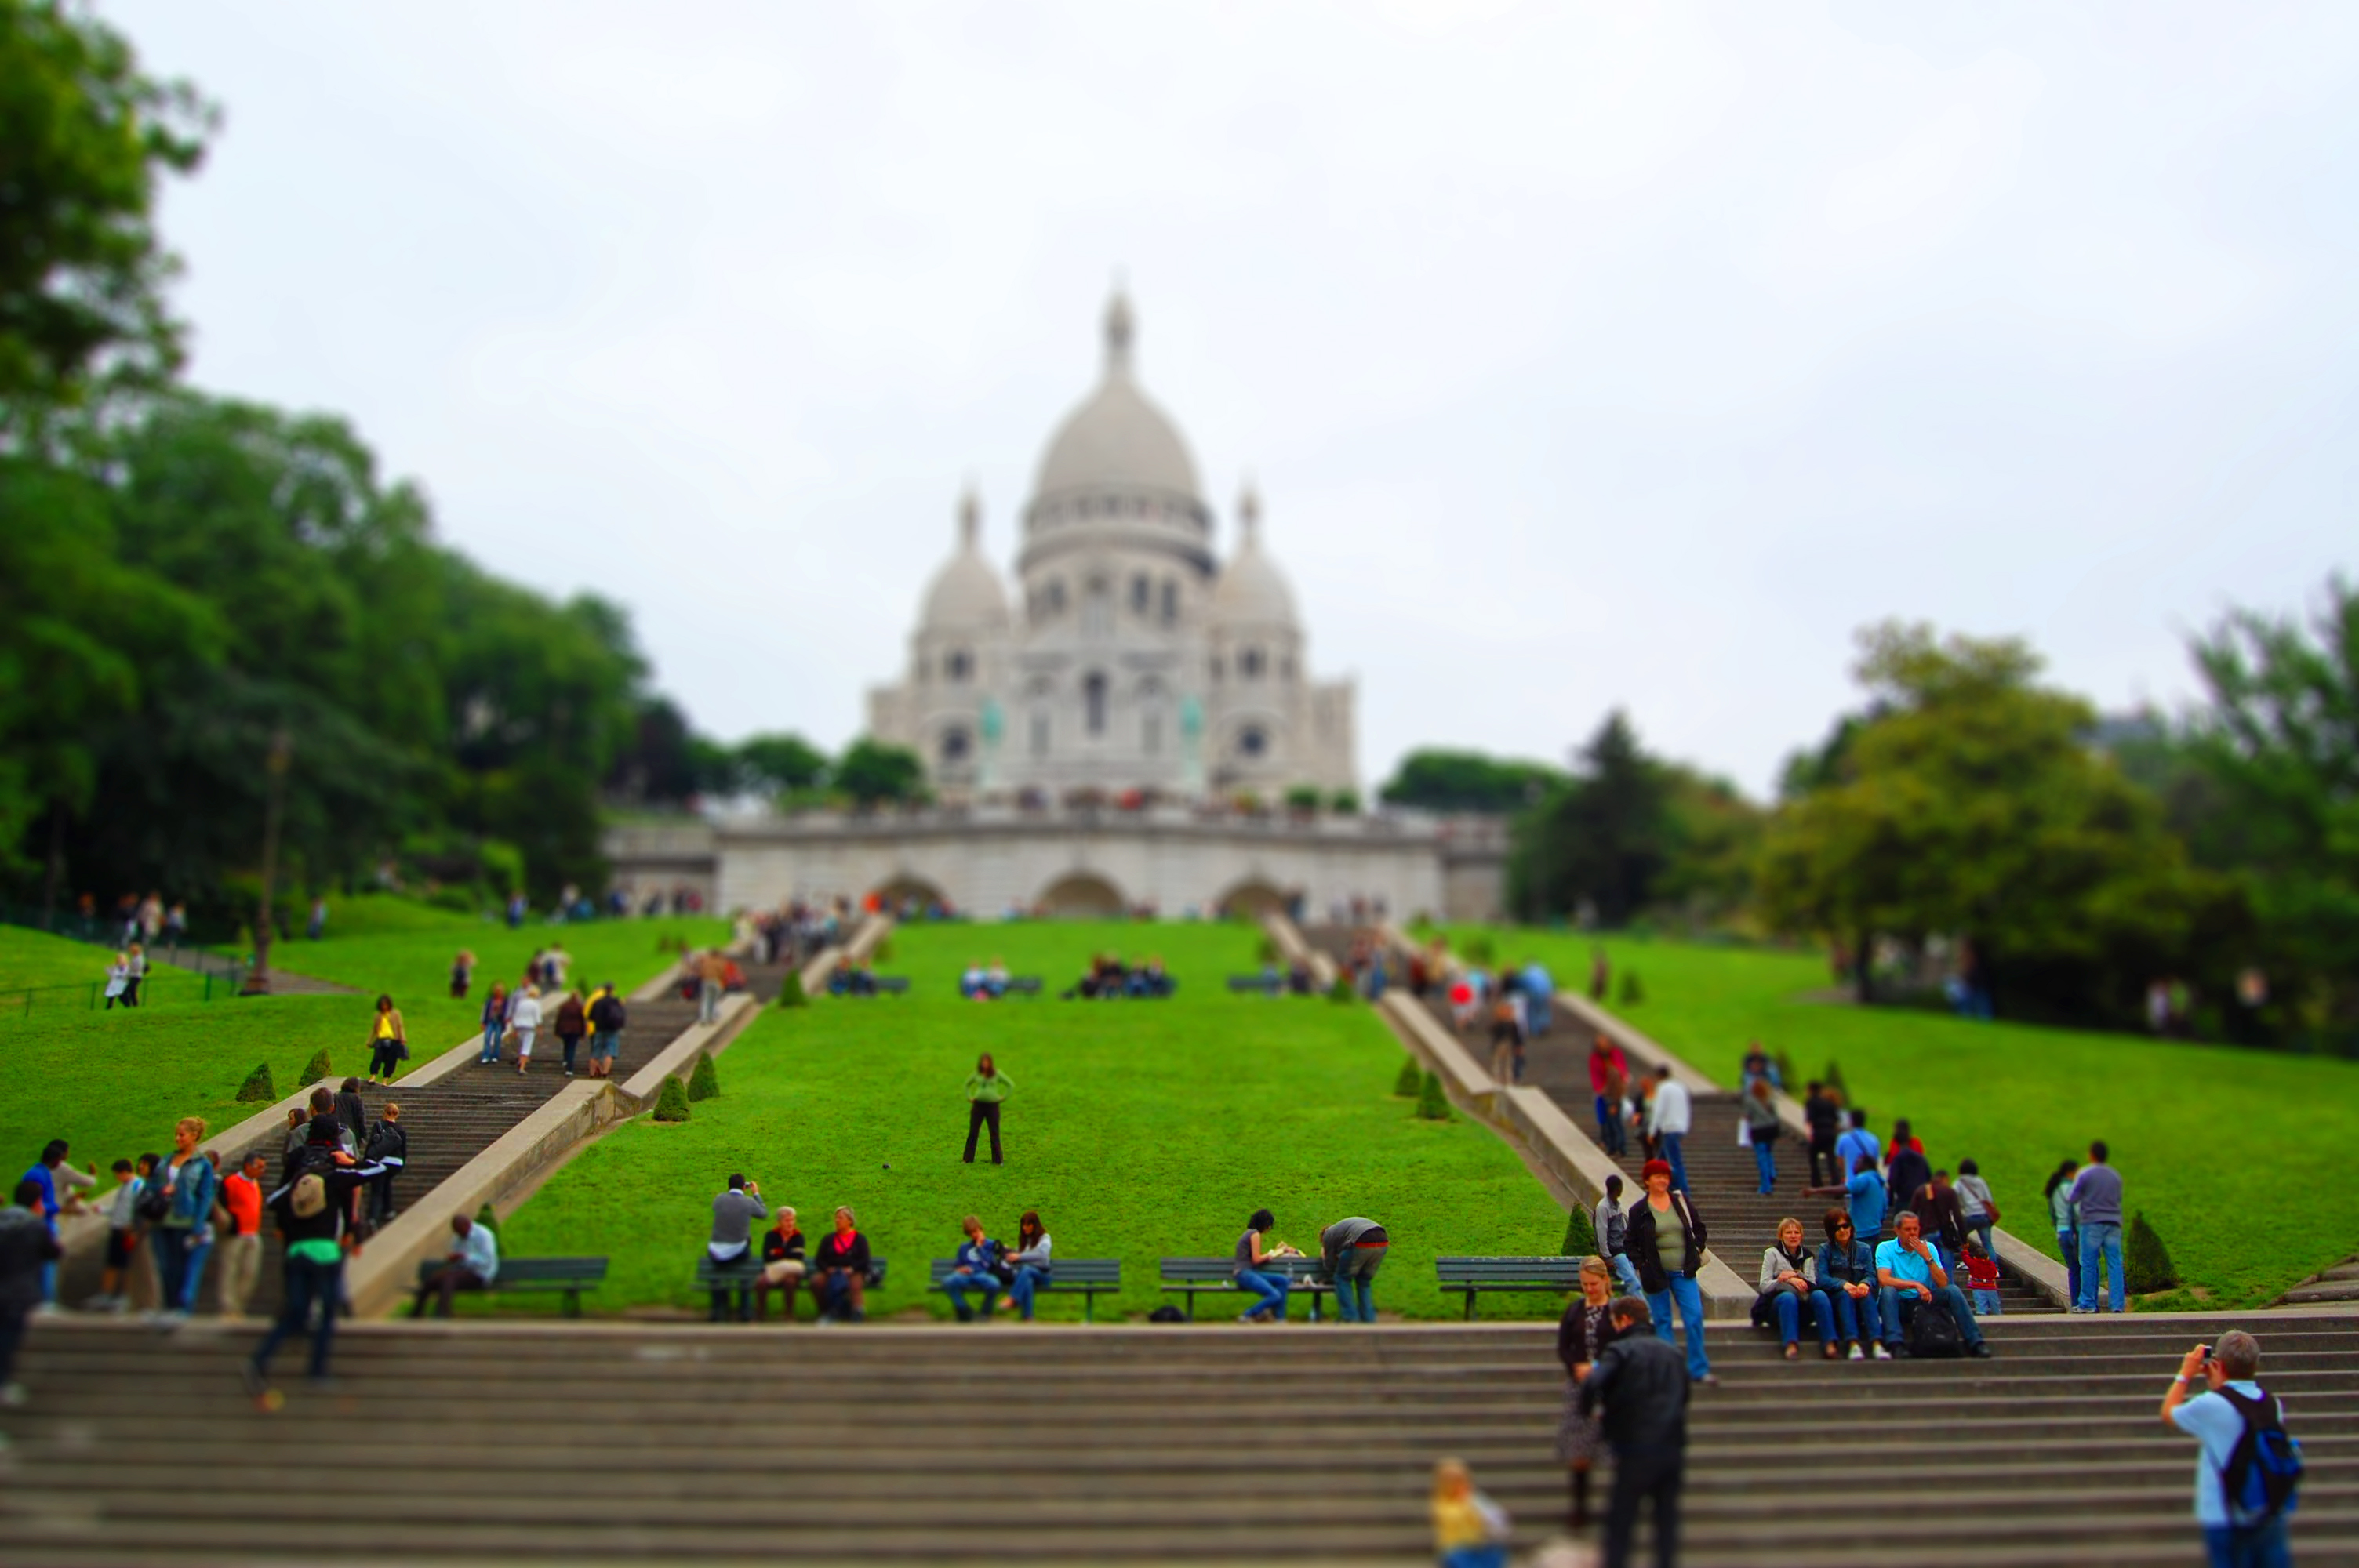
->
[923, 1258, 1121, 1320]
[1434, 1254, 1583, 1319]
[415, 1254, 607, 1318]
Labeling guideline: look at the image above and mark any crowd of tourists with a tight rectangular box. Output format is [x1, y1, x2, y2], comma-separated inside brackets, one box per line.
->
[471, 972, 632, 1076]
[1060, 953, 1175, 999]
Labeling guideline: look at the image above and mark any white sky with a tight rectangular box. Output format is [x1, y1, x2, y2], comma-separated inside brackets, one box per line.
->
[108, 1, 2359, 797]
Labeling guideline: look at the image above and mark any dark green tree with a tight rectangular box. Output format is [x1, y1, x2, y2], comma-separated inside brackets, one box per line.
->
[1378, 749, 1561, 814]
[1513, 711, 1676, 924]
[1416, 1070, 1450, 1120]
[2125, 1210, 2180, 1294]
[834, 738, 924, 805]
[652, 1073, 692, 1122]
[1561, 1205, 1598, 1257]
[686, 1050, 719, 1102]
[734, 732, 829, 796]
[1393, 1056, 1423, 1097]
[234, 1061, 275, 1103]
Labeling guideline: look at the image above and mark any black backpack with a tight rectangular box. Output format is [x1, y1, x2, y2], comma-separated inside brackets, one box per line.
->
[1903, 1294, 1966, 1358]
[2218, 1387, 2303, 1526]
[364, 1120, 406, 1163]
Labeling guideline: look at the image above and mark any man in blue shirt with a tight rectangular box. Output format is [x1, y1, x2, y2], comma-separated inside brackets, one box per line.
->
[1873, 1210, 1990, 1359]
[2164, 1330, 2294, 1568]
[1844, 1156, 1888, 1247]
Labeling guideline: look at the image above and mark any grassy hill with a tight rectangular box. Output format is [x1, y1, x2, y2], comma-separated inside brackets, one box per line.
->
[489, 920, 1567, 1322]
[0, 901, 724, 1185]
[1439, 924, 2357, 1310]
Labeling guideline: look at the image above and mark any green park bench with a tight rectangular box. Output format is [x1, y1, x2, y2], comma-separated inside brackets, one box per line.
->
[414, 1255, 606, 1318]
[1159, 1255, 1335, 1322]
[696, 1252, 887, 1321]
[1435, 1255, 1583, 1319]
[1226, 973, 1283, 994]
[926, 1258, 1123, 1321]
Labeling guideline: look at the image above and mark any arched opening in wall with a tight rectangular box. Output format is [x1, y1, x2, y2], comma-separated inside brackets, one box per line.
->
[871, 874, 952, 915]
[1240, 648, 1264, 679]
[938, 726, 972, 767]
[1083, 671, 1108, 736]
[1236, 724, 1269, 760]
[1161, 579, 1177, 624]
[1037, 871, 1125, 919]
[1216, 880, 1287, 920]
[946, 650, 972, 682]
[1130, 575, 1150, 613]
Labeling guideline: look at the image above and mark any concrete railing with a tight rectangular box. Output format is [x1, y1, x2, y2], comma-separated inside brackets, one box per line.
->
[1261, 912, 1336, 991]
[798, 912, 895, 997]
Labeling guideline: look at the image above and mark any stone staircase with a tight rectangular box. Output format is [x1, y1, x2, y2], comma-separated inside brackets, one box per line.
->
[2, 1312, 2353, 1563]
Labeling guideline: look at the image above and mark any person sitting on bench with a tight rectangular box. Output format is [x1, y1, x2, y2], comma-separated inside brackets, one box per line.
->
[411, 1213, 498, 1319]
[811, 1206, 871, 1323]
[755, 1207, 806, 1322]
[942, 1214, 1004, 1322]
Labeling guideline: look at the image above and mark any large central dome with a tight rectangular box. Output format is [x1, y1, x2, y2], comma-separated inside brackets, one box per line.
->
[1031, 292, 1201, 506]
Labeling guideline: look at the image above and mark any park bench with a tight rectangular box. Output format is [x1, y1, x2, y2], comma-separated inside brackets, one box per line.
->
[1434, 1255, 1583, 1319]
[826, 973, 907, 996]
[1005, 976, 1043, 996]
[926, 1258, 1123, 1321]
[696, 1252, 888, 1321]
[1226, 973, 1282, 994]
[414, 1255, 606, 1318]
[1158, 1255, 1335, 1322]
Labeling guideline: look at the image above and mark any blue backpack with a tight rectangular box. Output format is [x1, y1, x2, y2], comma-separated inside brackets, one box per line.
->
[2217, 1387, 2303, 1526]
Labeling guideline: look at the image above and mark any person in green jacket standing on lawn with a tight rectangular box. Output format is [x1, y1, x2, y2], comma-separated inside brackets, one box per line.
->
[964, 1054, 1012, 1165]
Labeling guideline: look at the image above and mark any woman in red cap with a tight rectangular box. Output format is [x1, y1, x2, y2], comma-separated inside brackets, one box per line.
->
[1620, 1157, 1714, 1385]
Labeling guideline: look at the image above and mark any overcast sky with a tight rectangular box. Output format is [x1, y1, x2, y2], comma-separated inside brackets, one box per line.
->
[109, 1, 2358, 797]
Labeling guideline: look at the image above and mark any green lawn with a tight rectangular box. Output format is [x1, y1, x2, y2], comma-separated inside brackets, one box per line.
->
[1441, 924, 2358, 1310]
[0, 900, 724, 1186]
[489, 920, 1565, 1321]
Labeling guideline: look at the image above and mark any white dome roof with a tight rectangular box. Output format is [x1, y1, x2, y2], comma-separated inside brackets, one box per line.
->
[1033, 293, 1201, 503]
[919, 492, 1011, 633]
[1211, 488, 1299, 627]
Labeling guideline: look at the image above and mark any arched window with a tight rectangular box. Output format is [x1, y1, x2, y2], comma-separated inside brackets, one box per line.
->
[1238, 725, 1267, 758]
[1130, 575, 1149, 613]
[1046, 579, 1067, 615]
[1241, 648, 1264, 679]
[1083, 671, 1108, 736]
[940, 727, 971, 764]
[946, 649, 972, 682]
[1161, 579, 1177, 624]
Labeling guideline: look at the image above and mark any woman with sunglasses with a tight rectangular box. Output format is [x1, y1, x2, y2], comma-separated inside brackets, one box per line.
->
[1816, 1207, 1878, 1360]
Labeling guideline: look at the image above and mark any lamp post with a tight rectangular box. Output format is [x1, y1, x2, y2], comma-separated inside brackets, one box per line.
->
[243, 728, 293, 996]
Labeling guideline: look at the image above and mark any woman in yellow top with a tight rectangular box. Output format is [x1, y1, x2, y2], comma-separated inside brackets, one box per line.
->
[366, 994, 406, 1085]
[1429, 1457, 1510, 1568]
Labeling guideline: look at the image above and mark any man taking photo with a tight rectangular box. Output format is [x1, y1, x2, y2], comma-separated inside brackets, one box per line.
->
[2162, 1330, 2301, 1568]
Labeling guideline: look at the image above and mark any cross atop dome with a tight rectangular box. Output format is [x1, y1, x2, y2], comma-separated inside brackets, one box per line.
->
[1103, 289, 1134, 376]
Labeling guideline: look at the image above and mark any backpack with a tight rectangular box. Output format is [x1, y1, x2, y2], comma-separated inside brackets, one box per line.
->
[364, 1120, 406, 1163]
[1903, 1294, 1966, 1358]
[2217, 1387, 2304, 1526]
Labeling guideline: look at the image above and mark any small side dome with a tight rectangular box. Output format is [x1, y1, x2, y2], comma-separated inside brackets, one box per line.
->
[919, 491, 1012, 632]
[1210, 485, 1299, 628]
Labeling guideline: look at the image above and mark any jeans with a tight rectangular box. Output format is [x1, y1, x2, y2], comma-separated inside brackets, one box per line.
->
[1659, 1133, 1688, 1193]
[2079, 1221, 2125, 1311]
[409, 1265, 488, 1318]
[942, 1270, 997, 1322]
[1971, 1290, 2004, 1316]
[1752, 1138, 1777, 1194]
[963, 1100, 1003, 1163]
[1812, 1285, 1866, 1343]
[1809, 1134, 1839, 1187]
[478, 1025, 503, 1065]
[1611, 1252, 1645, 1296]
[179, 1235, 211, 1312]
[1006, 1264, 1049, 1320]
[2058, 1228, 2081, 1308]
[1645, 1270, 1710, 1379]
[252, 1254, 342, 1381]
[369, 1170, 399, 1224]
[698, 978, 721, 1025]
[2204, 1515, 2292, 1568]
[1441, 1550, 1507, 1568]
[1603, 1442, 1682, 1568]
[1332, 1274, 1375, 1322]
[1771, 1287, 1837, 1345]
[369, 1040, 402, 1080]
[150, 1228, 200, 1313]
[1877, 1283, 1986, 1348]
[1235, 1268, 1289, 1321]
[1967, 1219, 1995, 1259]
[560, 1033, 581, 1073]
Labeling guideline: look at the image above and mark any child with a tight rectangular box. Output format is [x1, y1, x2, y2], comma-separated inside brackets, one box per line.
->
[93, 1159, 142, 1311]
[1959, 1237, 2004, 1318]
[1430, 1457, 1511, 1568]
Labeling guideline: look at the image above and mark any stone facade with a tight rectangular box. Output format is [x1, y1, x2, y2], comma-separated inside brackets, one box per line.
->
[866, 293, 1355, 801]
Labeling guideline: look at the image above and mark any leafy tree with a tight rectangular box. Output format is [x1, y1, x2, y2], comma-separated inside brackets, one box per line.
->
[0, 0, 214, 437]
[1759, 622, 2239, 1020]
[2183, 577, 2359, 1025]
[834, 738, 924, 805]
[733, 732, 828, 796]
[1378, 748, 1561, 814]
[1513, 711, 1675, 924]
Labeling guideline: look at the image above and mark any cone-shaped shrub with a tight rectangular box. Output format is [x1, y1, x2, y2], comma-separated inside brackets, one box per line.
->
[1393, 1057, 1424, 1098]
[1774, 1049, 1797, 1090]
[1416, 1070, 1451, 1121]
[302, 1048, 333, 1083]
[1616, 969, 1645, 1007]
[473, 1202, 500, 1236]
[236, 1062, 277, 1103]
[776, 971, 809, 1008]
[653, 1073, 692, 1122]
[687, 1050, 720, 1102]
[2126, 1210, 2180, 1294]
[1327, 975, 1356, 1004]
[1561, 1204, 1598, 1258]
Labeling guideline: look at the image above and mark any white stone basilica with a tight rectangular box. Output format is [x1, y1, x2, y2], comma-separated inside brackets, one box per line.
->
[865, 293, 1356, 801]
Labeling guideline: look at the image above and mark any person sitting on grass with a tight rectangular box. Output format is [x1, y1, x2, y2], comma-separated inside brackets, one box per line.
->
[754, 1207, 806, 1323]
[810, 1206, 871, 1323]
[1873, 1210, 1991, 1359]
[959, 960, 990, 1000]
[1816, 1209, 1877, 1360]
[1128, 955, 1175, 997]
[984, 956, 1009, 998]
[997, 1210, 1054, 1320]
[1757, 1217, 1832, 1361]
[1233, 1207, 1294, 1324]
[942, 1214, 1004, 1322]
